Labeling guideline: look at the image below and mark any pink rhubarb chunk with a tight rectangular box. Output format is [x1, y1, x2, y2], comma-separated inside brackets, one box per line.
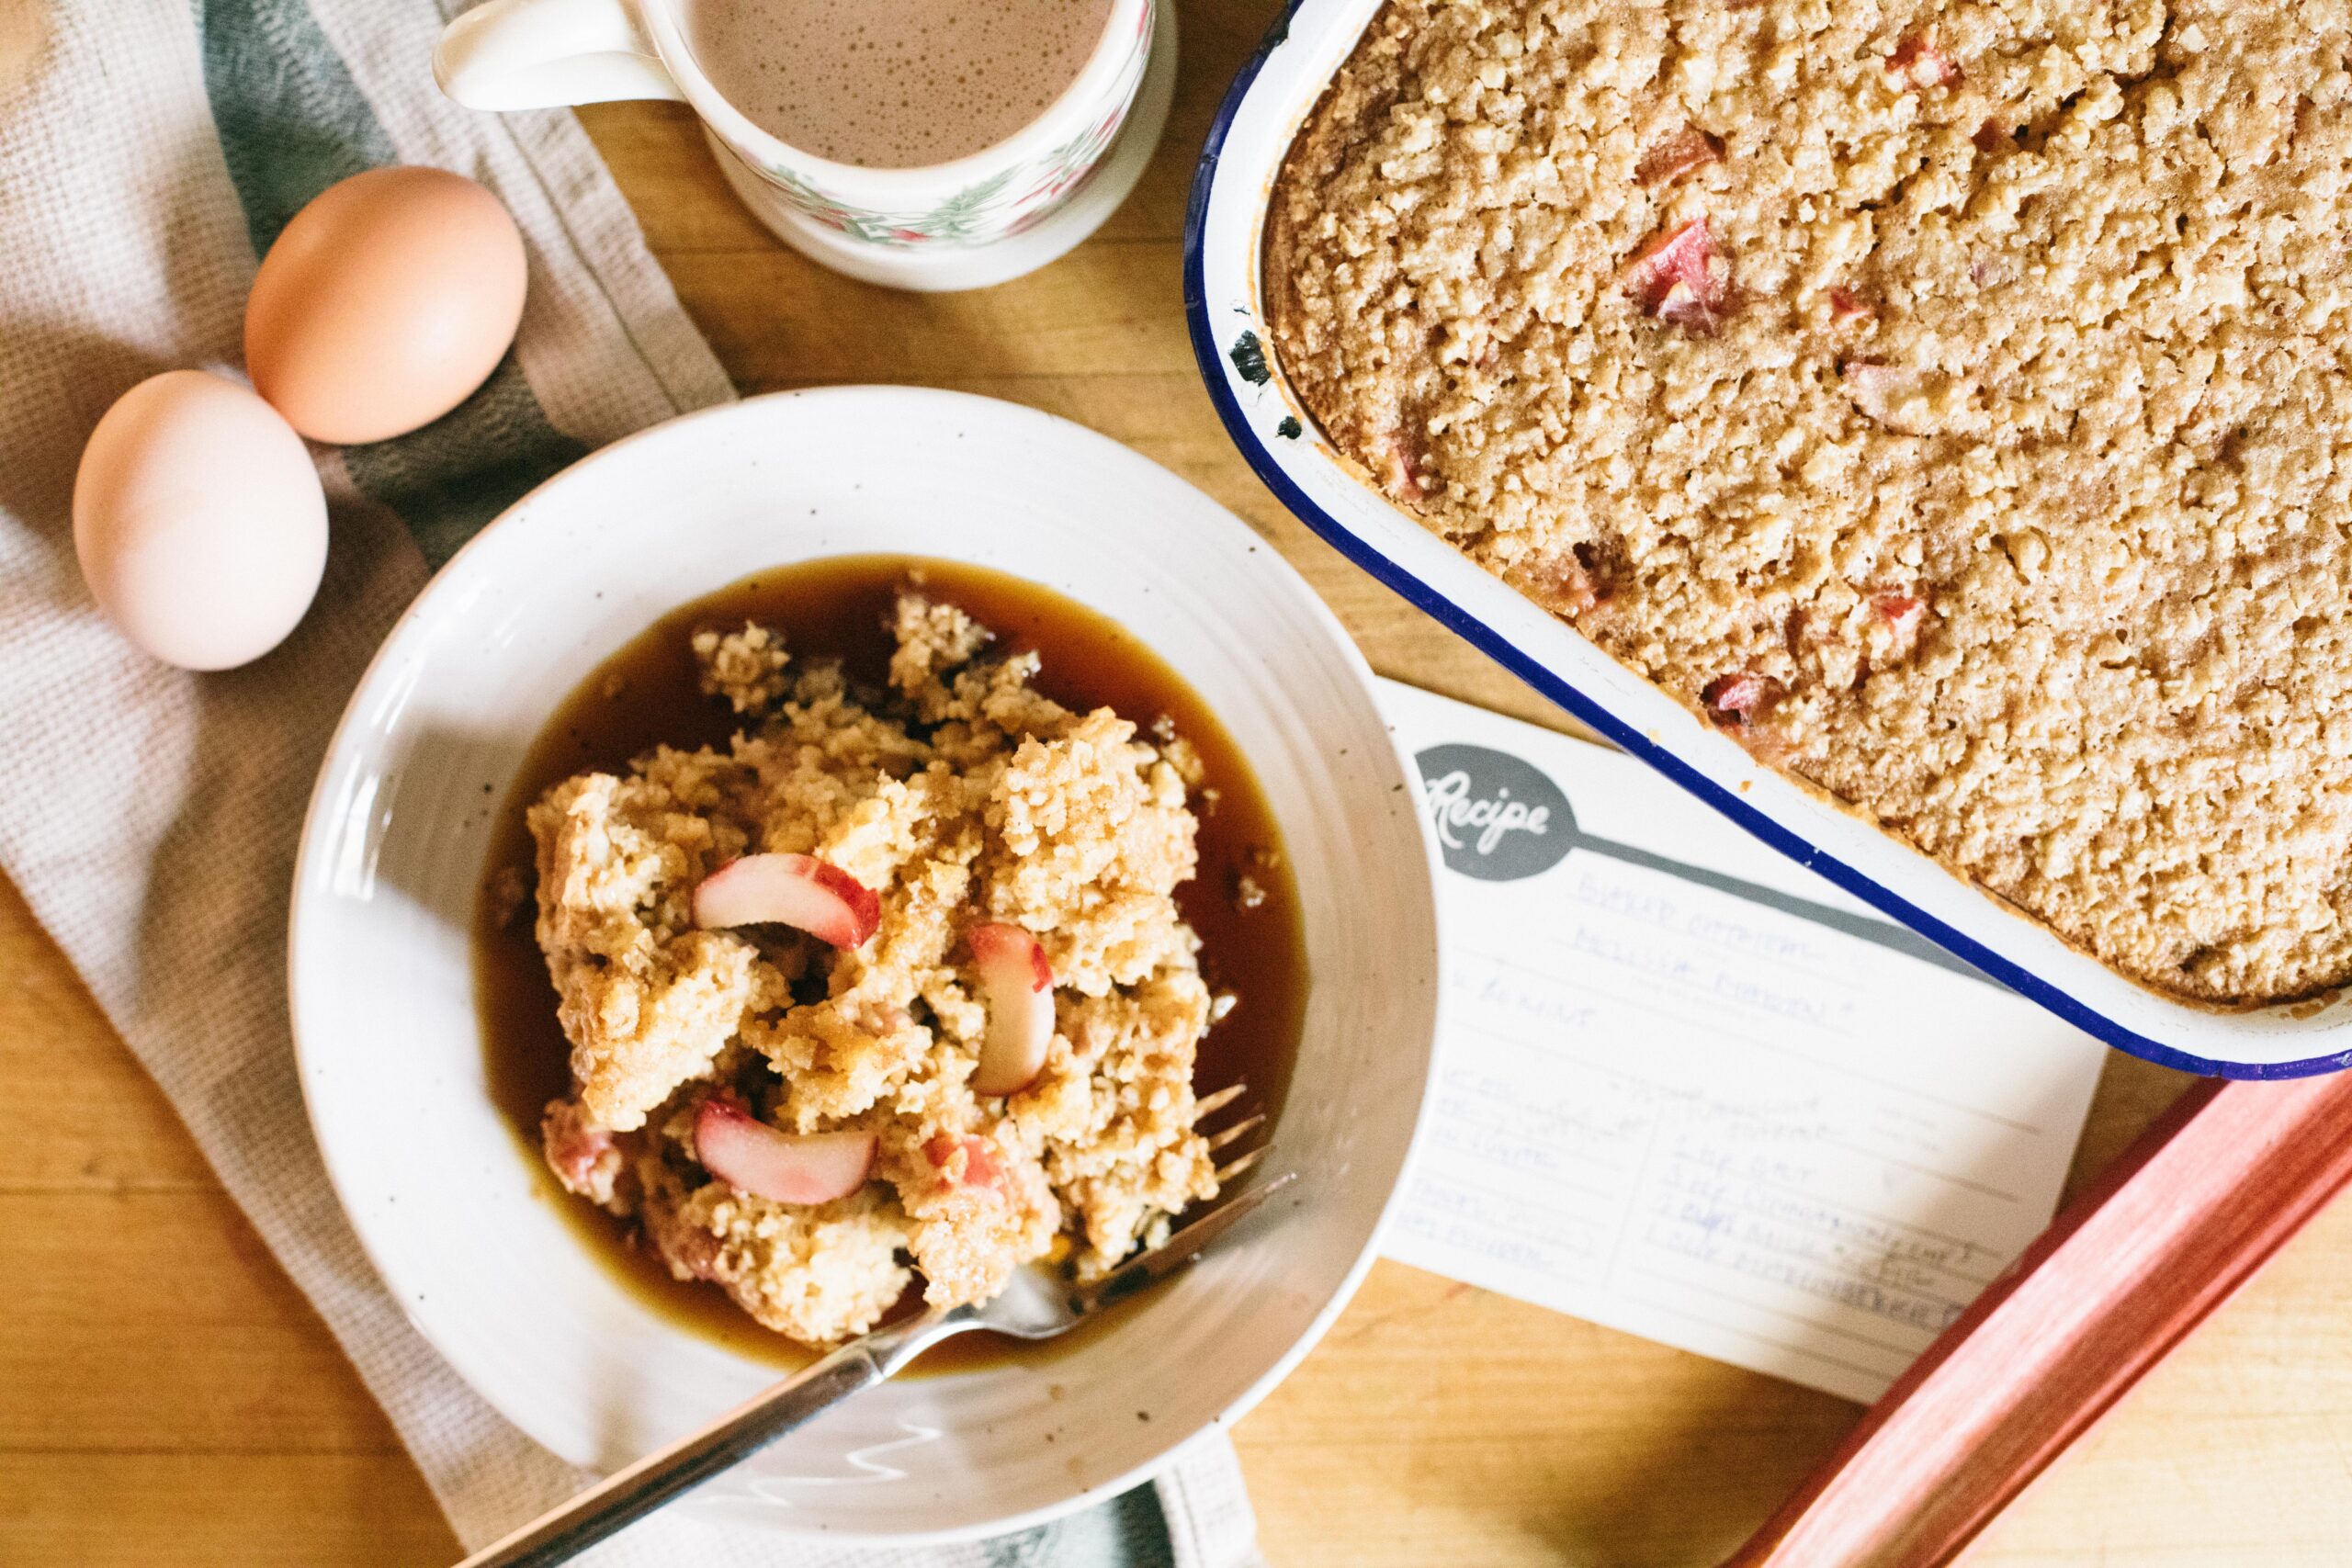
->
[1870, 590, 1929, 659]
[1376, 430, 1428, 503]
[541, 1100, 620, 1203]
[1887, 36, 1962, 89]
[691, 852, 880, 948]
[1873, 591, 1927, 638]
[693, 1096, 875, 1204]
[1636, 127, 1724, 187]
[968, 922, 1054, 1097]
[925, 1132, 1006, 1193]
[1702, 672, 1781, 727]
[1623, 219, 1728, 331]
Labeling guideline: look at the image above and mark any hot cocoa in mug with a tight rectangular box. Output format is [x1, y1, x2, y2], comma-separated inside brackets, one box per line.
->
[436, 0, 1159, 287]
[681, 0, 1115, 170]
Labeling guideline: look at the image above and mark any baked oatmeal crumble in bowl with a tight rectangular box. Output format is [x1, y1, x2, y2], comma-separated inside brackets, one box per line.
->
[498, 555, 1304, 1355]
[288, 388, 1441, 1541]
[1188, 0, 2352, 1076]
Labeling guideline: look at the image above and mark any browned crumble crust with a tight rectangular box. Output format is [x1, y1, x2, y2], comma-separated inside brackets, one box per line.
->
[1269, 0, 2352, 1003]
[529, 591, 1221, 1343]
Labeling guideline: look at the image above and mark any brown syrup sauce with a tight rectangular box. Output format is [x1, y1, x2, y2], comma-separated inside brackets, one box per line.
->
[473, 554, 1307, 1374]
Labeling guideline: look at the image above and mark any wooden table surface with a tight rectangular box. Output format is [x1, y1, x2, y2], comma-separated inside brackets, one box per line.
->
[11, 3, 2352, 1562]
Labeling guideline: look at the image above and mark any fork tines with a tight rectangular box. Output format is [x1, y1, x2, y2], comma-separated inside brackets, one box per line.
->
[1194, 1080, 1262, 1186]
[1205, 1112, 1265, 1154]
[1085, 1165, 1295, 1308]
[1194, 1081, 1248, 1118]
[1214, 1145, 1266, 1185]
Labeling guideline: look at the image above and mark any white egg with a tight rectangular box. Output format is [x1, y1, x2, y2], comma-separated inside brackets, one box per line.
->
[73, 370, 328, 671]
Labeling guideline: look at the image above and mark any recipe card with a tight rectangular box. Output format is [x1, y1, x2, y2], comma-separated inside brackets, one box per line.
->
[1376, 680, 2108, 1404]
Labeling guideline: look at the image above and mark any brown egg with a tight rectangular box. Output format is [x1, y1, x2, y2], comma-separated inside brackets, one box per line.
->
[244, 166, 526, 445]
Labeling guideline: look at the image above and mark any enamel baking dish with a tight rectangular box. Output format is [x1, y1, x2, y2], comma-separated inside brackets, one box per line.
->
[1184, 0, 2352, 1077]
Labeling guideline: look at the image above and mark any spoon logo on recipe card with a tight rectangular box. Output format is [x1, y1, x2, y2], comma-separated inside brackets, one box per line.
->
[1416, 744, 1574, 882]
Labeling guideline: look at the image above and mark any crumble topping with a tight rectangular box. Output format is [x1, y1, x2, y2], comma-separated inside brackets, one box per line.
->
[1270, 0, 2352, 1002]
[525, 591, 1223, 1342]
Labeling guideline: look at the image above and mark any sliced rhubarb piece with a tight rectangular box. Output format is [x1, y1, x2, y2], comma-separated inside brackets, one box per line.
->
[1828, 286, 1875, 324]
[1887, 35, 1962, 89]
[541, 1099, 621, 1204]
[1375, 429, 1428, 503]
[1872, 591, 1927, 639]
[1870, 591, 1929, 660]
[1635, 127, 1724, 187]
[693, 1096, 875, 1204]
[924, 1132, 1005, 1192]
[545, 1123, 616, 1192]
[690, 852, 880, 948]
[1702, 672, 1781, 727]
[1521, 541, 1617, 616]
[968, 921, 1054, 1096]
[1623, 219, 1729, 331]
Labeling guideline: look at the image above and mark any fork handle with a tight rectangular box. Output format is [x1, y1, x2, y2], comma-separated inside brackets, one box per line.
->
[455, 1306, 959, 1568]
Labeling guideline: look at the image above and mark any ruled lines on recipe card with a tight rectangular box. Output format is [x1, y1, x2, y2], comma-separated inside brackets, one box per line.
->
[1376, 681, 2108, 1404]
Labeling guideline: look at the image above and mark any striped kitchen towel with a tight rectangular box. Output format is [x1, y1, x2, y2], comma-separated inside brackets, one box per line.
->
[0, 2, 1263, 1563]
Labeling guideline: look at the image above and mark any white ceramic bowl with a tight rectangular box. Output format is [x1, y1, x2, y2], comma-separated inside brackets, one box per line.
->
[288, 386, 1442, 1542]
[1187, 0, 2352, 1077]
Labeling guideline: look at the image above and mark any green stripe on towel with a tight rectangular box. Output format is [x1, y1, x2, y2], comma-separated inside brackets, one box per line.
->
[194, 0, 585, 567]
[985, 1482, 1178, 1566]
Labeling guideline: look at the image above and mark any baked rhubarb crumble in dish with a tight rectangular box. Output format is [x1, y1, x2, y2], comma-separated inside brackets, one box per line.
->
[1267, 0, 2352, 1004]
[484, 558, 1298, 1349]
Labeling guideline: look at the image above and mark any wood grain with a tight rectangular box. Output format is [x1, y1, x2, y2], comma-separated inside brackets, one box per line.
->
[7, 2, 2352, 1562]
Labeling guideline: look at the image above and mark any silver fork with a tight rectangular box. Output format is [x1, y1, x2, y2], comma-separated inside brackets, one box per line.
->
[457, 1153, 1291, 1568]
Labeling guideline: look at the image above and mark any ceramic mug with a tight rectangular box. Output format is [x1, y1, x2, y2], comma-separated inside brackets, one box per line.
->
[434, 0, 1155, 253]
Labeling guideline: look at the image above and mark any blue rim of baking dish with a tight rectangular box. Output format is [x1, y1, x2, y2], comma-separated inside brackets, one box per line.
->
[1181, 0, 2352, 1081]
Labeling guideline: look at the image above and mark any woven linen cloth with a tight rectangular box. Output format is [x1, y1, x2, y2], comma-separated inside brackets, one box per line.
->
[0, 2, 1266, 1563]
